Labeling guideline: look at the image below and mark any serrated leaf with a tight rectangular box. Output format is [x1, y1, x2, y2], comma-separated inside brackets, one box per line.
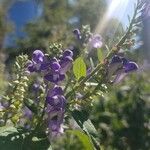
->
[73, 57, 86, 80]
[68, 130, 94, 150]
[97, 48, 103, 62]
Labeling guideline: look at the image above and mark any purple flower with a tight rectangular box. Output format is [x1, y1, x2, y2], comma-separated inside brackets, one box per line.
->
[46, 95, 66, 109]
[48, 108, 64, 136]
[46, 86, 66, 136]
[50, 58, 61, 72]
[27, 61, 37, 72]
[63, 49, 73, 58]
[46, 86, 66, 108]
[108, 55, 138, 83]
[47, 86, 64, 97]
[28, 49, 74, 136]
[73, 29, 81, 40]
[60, 50, 73, 74]
[44, 50, 73, 83]
[32, 50, 44, 63]
[124, 61, 138, 73]
[0, 102, 4, 111]
[110, 55, 122, 64]
[46, 86, 66, 107]
[27, 50, 51, 73]
[88, 34, 103, 49]
[44, 72, 65, 84]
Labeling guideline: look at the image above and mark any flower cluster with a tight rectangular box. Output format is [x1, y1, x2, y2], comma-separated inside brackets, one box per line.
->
[107, 55, 139, 84]
[73, 28, 103, 49]
[46, 86, 66, 136]
[28, 49, 73, 136]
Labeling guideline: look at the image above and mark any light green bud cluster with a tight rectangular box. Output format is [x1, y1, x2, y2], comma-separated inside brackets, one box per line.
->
[2, 55, 29, 124]
[49, 43, 63, 58]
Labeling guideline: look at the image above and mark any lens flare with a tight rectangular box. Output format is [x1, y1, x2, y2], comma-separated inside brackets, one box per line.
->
[95, 0, 130, 34]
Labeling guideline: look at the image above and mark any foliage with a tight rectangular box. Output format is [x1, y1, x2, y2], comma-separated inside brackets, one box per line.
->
[91, 72, 150, 150]
[0, 0, 149, 150]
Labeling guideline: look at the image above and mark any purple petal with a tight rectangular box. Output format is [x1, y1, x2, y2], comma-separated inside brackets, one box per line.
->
[49, 118, 60, 132]
[47, 86, 64, 97]
[44, 73, 59, 83]
[44, 73, 65, 83]
[40, 62, 51, 70]
[63, 49, 73, 57]
[53, 86, 64, 95]
[60, 56, 73, 74]
[49, 115, 60, 131]
[121, 57, 128, 65]
[46, 95, 66, 108]
[32, 50, 44, 63]
[0, 102, 4, 111]
[27, 62, 36, 72]
[51, 62, 61, 71]
[89, 34, 103, 49]
[124, 61, 138, 73]
[110, 55, 122, 64]
[73, 28, 81, 40]
[59, 74, 65, 81]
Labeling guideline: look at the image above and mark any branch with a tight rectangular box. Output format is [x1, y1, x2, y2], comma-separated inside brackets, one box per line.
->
[66, 1, 140, 100]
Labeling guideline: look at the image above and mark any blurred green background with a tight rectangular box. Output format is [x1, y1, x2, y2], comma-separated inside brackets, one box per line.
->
[0, 0, 149, 149]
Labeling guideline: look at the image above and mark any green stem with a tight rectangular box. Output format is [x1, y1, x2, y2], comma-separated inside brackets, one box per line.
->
[65, 2, 139, 100]
[64, 73, 72, 93]
[65, 63, 103, 99]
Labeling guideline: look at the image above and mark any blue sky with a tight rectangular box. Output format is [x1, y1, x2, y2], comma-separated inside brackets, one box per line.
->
[4, 0, 137, 47]
[4, 0, 41, 47]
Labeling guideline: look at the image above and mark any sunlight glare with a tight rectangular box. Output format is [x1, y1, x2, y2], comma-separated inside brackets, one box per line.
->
[95, 0, 130, 34]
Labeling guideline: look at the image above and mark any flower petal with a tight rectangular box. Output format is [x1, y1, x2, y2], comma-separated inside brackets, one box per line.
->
[124, 61, 138, 73]
[32, 50, 44, 63]
[89, 34, 103, 49]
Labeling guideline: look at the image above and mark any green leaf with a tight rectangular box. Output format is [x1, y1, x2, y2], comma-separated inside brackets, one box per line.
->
[97, 48, 103, 62]
[47, 145, 53, 150]
[0, 126, 26, 150]
[68, 130, 94, 150]
[72, 110, 97, 136]
[0, 126, 50, 150]
[73, 57, 86, 80]
[24, 98, 38, 114]
[72, 110, 100, 149]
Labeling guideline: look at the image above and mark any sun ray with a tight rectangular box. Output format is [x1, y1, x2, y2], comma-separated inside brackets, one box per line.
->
[95, 0, 130, 34]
